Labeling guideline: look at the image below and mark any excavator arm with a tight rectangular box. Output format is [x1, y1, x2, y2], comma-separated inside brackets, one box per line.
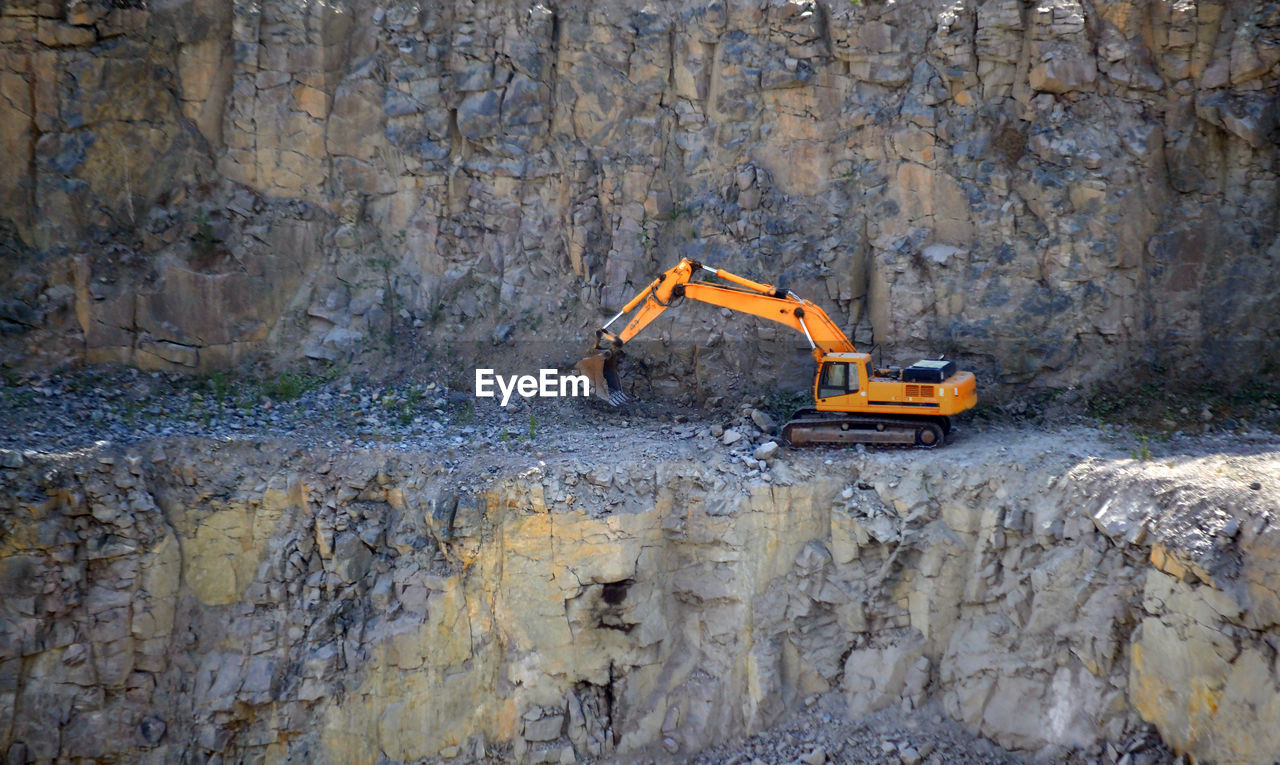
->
[577, 258, 855, 403]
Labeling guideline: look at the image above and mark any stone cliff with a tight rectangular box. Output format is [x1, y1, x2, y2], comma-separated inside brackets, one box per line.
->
[2, 429, 1278, 762]
[1, 0, 1278, 393]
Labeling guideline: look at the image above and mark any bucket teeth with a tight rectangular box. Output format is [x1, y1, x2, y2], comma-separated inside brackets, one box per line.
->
[574, 350, 626, 406]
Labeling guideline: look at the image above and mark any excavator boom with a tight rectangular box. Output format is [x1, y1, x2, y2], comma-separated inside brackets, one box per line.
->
[576, 259, 853, 403]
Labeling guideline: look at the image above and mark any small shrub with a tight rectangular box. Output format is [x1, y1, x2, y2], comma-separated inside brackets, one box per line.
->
[205, 370, 233, 402]
[452, 399, 476, 424]
[763, 389, 809, 423]
[665, 204, 693, 221]
[1131, 434, 1151, 462]
[260, 371, 314, 402]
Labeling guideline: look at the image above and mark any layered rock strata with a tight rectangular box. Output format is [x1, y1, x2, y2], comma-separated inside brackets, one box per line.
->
[1, 0, 1277, 392]
[1, 430, 1277, 763]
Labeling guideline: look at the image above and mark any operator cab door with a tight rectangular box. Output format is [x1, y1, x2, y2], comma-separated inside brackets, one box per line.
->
[816, 360, 866, 407]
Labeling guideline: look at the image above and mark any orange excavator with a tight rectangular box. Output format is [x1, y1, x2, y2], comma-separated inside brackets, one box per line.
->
[575, 258, 977, 447]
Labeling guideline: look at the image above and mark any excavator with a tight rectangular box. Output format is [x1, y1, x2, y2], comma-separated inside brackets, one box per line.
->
[575, 258, 977, 448]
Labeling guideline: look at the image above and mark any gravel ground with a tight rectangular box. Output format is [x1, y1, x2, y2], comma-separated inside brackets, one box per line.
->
[659, 693, 1173, 765]
[0, 365, 705, 459]
[3, 365, 1276, 465]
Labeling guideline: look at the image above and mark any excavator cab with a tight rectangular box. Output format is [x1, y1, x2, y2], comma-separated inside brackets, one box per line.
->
[815, 354, 872, 406]
[817, 359, 858, 398]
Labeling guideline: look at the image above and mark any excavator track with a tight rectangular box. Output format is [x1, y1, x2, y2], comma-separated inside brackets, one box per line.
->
[781, 413, 949, 449]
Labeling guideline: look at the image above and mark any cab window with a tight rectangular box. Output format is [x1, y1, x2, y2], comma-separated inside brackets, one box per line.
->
[818, 362, 857, 398]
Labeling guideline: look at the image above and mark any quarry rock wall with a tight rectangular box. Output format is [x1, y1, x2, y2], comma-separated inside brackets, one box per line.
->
[2, 435, 1277, 763]
[0, 0, 1277, 392]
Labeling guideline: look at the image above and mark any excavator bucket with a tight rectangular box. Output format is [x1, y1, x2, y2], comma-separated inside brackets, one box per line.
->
[575, 350, 628, 406]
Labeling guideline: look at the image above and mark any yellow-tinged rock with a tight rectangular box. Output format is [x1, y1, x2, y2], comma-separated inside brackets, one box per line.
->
[133, 532, 179, 640]
[175, 496, 289, 606]
[35, 18, 94, 46]
[1213, 647, 1280, 762]
[182, 505, 250, 604]
[829, 513, 865, 564]
[1149, 542, 1188, 580]
[322, 591, 513, 764]
[785, 636, 831, 697]
[498, 512, 576, 673]
[387, 581, 472, 670]
[1068, 181, 1106, 212]
[178, 39, 223, 104]
[551, 511, 645, 587]
[906, 535, 966, 650]
[259, 489, 288, 515]
[940, 500, 979, 536]
[753, 90, 839, 196]
[1130, 611, 1233, 758]
[0, 17, 36, 43]
[294, 84, 329, 119]
[739, 481, 837, 586]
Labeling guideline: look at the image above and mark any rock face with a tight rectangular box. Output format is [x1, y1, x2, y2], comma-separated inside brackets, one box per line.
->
[1, 431, 1278, 763]
[1, 0, 1278, 393]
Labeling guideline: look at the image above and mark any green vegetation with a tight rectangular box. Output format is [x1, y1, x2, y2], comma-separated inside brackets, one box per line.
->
[1086, 368, 1280, 434]
[191, 209, 220, 258]
[1, 386, 36, 410]
[762, 389, 809, 424]
[1131, 434, 1151, 462]
[195, 363, 347, 404]
[365, 228, 410, 351]
[62, 373, 89, 395]
[259, 371, 315, 401]
[123, 398, 143, 425]
[366, 255, 399, 349]
[520, 306, 543, 332]
[665, 203, 693, 222]
[496, 415, 539, 445]
[204, 370, 234, 403]
[452, 398, 476, 424]
[1086, 379, 1163, 423]
[384, 384, 425, 425]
